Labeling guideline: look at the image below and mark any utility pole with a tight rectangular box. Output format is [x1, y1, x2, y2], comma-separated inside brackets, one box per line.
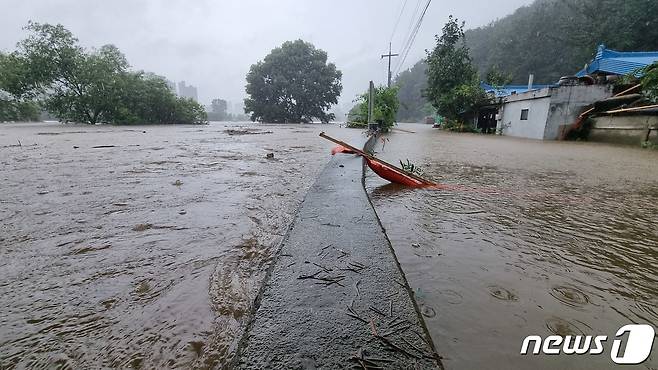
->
[381, 42, 399, 88]
[367, 81, 374, 124]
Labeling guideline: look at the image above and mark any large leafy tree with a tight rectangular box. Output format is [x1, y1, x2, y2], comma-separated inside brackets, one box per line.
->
[244, 40, 342, 123]
[43, 43, 129, 124]
[425, 16, 487, 124]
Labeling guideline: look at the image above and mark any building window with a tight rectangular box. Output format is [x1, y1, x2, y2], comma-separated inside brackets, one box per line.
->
[520, 109, 529, 120]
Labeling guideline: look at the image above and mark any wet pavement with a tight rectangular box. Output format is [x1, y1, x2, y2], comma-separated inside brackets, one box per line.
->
[366, 123, 658, 370]
[234, 136, 440, 369]
[0, 122, 348, 369]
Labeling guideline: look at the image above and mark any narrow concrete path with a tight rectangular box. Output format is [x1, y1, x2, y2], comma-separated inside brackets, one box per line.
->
[233, 139, 441, 369]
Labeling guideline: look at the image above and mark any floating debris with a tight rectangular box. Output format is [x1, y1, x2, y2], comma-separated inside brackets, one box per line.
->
[132, 223, 152, 232]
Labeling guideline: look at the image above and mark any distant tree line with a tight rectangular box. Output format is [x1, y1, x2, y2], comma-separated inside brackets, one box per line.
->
[395, 0, 658, 122]
[0, 22, 207, 124]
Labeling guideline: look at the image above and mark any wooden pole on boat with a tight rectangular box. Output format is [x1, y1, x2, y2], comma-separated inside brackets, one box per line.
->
[319, 132, 435, 185]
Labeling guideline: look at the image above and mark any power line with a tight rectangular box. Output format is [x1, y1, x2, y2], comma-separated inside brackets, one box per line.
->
[393, 0, 424, 73]
[398, 0, 422, 53]
[394, 0, 431, 75]
[389, 0, 409, 42]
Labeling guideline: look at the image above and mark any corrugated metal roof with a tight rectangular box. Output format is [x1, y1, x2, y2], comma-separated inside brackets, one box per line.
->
[480, 82, 553, 97]
[576, 44, 658, 77]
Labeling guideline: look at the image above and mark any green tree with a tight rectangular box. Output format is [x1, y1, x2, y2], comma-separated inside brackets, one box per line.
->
[0, 51, 41, 122]
[244, 40, 342, 123]
[349, 85, 400, 131]
[109, 72, 207, 125]
[425, 16, 487, 125]
[43, 44, 129, 124]
[0, 94, 40, 122]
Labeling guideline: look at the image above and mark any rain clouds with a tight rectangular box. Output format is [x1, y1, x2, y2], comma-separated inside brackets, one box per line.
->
[0, 0, 531, 113]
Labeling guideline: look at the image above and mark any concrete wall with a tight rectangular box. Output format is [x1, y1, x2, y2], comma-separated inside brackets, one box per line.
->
[589, 115, 658, 146]
[498, 89, 551, 140]
[497, 85, 614, 140]
[544, 85, 613, 140]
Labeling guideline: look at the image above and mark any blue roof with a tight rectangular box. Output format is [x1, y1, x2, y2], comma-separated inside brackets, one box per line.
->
[576, 44, 658, 77]
[480, 82, 553, 97]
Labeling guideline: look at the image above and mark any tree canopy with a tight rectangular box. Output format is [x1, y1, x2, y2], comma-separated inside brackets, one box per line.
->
[425, 16, 487, 125]
[0, 22, 206, 124]
[244, 40, 342, 123]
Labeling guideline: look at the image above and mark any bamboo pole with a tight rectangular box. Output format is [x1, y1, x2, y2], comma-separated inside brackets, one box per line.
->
[319, 132, 435, 185]
[603, 104, 658, 115]
[577, 84, 643, 119]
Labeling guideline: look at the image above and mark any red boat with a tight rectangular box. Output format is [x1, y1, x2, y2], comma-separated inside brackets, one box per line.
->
[321, 132, 436, 188]
[364, 158, 426, 187]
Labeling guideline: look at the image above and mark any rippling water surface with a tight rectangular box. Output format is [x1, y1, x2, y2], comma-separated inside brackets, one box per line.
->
[0, 121, 354, 369]
[367, 124, 658, 370]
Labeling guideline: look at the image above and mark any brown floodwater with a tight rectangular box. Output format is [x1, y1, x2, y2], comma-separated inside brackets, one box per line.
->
[0, 121, 358, 369]
[366, 123, 658, 370]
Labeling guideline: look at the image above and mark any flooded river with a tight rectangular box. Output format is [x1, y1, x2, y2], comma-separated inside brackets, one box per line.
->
[366, 123, 658, 369]
[0, 122, 356, 369]
[2, 121, 656, 369]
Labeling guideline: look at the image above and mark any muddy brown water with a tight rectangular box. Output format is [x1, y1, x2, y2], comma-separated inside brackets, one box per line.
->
[366, 123, 658, 369]
[0, 122, 361, 369]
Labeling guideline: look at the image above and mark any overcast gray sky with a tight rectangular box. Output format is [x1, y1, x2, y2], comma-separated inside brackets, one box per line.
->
[1, 0, 533, 113]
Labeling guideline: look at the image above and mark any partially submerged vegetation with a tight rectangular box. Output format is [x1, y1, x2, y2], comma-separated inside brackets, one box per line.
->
[399, 159, 424, 176]
[347, 86, 400, 132]
[0, 22, 207, 124]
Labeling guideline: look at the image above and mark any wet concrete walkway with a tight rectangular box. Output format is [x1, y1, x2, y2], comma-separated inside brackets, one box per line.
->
[233, 139, 441, 369]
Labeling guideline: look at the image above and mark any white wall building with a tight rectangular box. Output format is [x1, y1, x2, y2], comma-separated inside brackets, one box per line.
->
[497, 85, 613, 140]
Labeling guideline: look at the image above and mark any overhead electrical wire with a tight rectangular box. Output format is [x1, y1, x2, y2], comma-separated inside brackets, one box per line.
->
[397, 0, 423, 55]
[395, 0, 431, 74]
[393, 0, 431, 75]
[389, 0, 409, 42]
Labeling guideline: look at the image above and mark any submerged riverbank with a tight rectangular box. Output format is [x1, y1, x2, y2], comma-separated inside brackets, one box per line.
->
[0, 122, 353, 368]
[366, 123, 658, 369]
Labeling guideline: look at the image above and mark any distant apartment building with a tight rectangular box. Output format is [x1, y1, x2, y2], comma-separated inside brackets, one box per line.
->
[177, 81, 198, 101]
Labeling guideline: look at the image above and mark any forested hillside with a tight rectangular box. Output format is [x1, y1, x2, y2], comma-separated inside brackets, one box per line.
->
[395, 0, 658, 121]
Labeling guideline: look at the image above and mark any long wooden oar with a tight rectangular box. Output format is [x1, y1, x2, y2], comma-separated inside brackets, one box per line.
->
[319, 132, 435, 185]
